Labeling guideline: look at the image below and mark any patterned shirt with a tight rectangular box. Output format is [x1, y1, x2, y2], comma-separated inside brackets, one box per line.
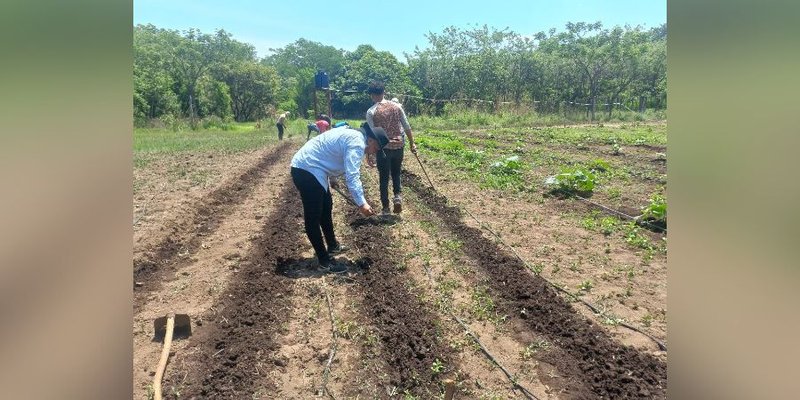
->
[366, 99, 411, 150]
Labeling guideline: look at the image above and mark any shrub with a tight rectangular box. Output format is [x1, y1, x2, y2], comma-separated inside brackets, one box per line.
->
[201, 115, 235, 131]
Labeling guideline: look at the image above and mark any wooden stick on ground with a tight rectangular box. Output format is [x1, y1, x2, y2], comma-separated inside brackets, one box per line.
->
[153, 313, 175, 400]
[443, 379, 456, 400]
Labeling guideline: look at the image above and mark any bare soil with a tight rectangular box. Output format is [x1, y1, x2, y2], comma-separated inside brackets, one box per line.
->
[133, 134, 667, 399]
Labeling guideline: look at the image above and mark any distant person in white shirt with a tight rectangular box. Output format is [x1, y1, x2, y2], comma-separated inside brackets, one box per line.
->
[290, 124, 389, 273]
[276, 111, 289, 140]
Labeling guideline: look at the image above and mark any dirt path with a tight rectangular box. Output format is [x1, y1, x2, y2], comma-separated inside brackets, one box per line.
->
[133, 133, 667, 398]
[133, 142, 293, 308]
[338, 196, 463, 398]
[164, 179, 305, 398]
[396, 191, 561, 399]
[405, 170, 667, 398]
[132, 142, 296, 399]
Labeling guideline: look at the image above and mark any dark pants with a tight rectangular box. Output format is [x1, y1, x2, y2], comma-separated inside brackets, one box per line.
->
[277, 123, 285, 140]
[376, 148, 404, 209]
[291, 167, 337, 264]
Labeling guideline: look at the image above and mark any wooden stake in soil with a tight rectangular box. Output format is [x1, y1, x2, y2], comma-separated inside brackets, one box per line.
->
[443, 379, 456, 400]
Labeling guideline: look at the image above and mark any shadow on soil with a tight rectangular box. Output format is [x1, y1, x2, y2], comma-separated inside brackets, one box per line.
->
[275, 256, 371, 278]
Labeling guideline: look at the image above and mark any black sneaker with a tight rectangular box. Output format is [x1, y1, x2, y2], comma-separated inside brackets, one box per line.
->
[328, 244, 349, 255]
[393, 194, 402, 214]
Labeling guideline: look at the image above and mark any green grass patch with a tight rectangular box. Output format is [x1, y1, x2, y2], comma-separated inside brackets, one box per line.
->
[134, 125, 277, 153]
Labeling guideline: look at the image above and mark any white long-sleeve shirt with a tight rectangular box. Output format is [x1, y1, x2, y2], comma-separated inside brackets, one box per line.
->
[290, 126, 368, 206]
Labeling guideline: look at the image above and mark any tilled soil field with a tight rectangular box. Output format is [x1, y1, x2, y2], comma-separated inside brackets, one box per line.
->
[133, 134, 667, 399]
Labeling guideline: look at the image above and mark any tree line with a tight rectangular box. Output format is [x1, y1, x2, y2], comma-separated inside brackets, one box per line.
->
[134, 21, 665, 125]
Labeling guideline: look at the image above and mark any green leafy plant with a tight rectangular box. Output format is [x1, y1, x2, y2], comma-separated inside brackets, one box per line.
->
[431, 359, 445, 375]
[587, 159, 611, 172]
[623, 222, 653, 250]
[639, 193, 667, 229]
[599, 217, 618, 235]
[545, 166, 597, 195]
[489, 155, 523, 175]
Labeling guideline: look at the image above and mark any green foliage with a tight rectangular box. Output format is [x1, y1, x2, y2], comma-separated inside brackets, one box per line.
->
[200, 115, 234, 130]
[640, 192, 667, 225]
[599, 217, 619, 235]
[489, 155, 523, 175]
[136, 21, 666, 122]
[430, 359, 445, 375]
[545, 166, 597, 195]
[623, 222, 653, 250]
[587, 159, 611, 172]
[197, 77, 233, 119]
[220, 61, 280, 121]
[485, 155, 525, 189]
[134, 123, 273, 153]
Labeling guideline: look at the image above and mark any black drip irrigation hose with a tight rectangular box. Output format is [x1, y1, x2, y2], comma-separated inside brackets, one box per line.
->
[409, 156, 667, 352]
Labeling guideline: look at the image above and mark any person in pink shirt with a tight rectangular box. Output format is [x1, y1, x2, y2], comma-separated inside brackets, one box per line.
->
[315, 114, 331, 133]
[306, 114, 332, 140]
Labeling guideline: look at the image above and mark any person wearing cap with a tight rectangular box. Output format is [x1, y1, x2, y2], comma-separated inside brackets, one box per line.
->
[366, 81, 417, 215]
[276, 111, 290, 140]
[290, 124, 387, 273]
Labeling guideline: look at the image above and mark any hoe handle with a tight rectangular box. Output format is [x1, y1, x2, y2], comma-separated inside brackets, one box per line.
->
[444, 379, 456, 400]
[153, 313, 175, 400]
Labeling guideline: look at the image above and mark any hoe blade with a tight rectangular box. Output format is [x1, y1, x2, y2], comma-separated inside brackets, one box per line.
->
[153, 313, 192, 341]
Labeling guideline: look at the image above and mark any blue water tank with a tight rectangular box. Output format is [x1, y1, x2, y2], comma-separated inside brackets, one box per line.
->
[314, 71, 329, 89]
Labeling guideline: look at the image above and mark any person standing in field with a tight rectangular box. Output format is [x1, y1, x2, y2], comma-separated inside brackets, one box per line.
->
[276, 111, 290, 140]
[366, 81, 417, 215]
[290, 124, 388, 272]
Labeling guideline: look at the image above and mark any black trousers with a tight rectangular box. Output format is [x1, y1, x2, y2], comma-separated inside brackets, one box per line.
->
[276, 123, 285, 140]
[376, 148, 404, 209]
[291, 167, 337, 264]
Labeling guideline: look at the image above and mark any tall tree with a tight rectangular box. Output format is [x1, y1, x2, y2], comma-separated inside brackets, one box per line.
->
[219, 62, 280, 121]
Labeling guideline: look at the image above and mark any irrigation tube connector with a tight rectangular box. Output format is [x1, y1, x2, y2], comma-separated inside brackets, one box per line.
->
[409, 157, 667, 352]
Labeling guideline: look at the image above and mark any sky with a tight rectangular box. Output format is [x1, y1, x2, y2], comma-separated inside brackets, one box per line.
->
[134, 0, 666, 60]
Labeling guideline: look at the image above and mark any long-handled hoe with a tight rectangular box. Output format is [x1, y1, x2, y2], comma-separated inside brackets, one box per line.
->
[152, 313, 192, 400]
